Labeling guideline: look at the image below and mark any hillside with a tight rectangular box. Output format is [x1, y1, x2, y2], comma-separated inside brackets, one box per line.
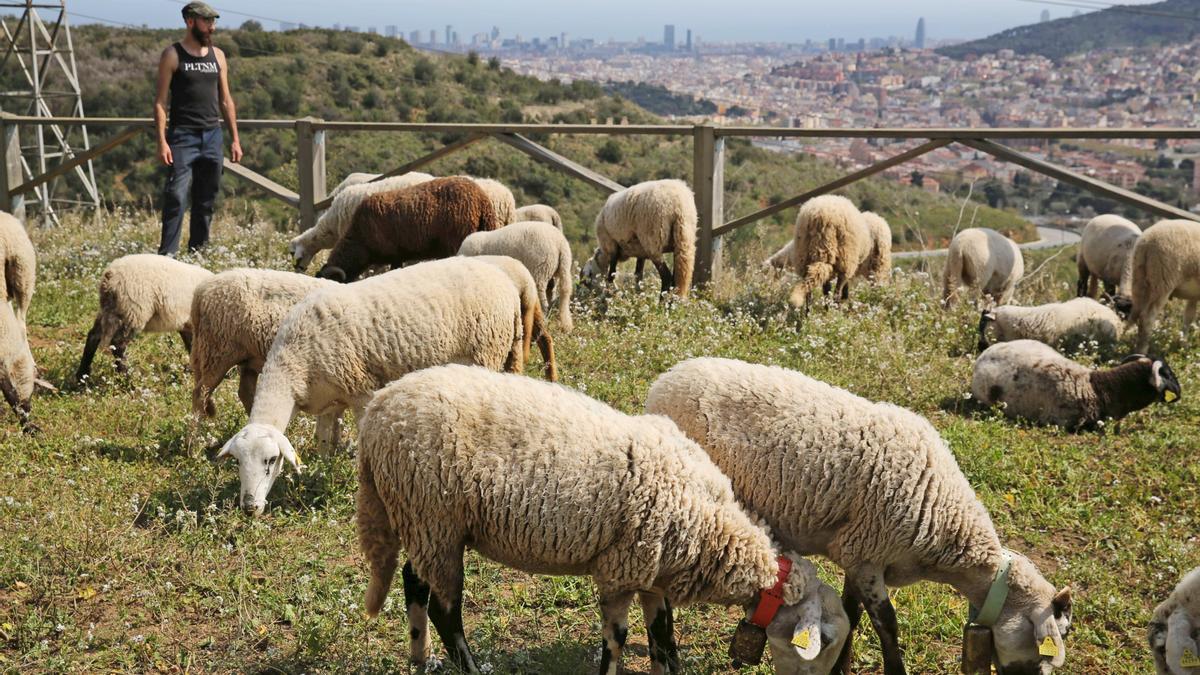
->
[21, 24, 1032, 253]
[937, 0, 1200, 60]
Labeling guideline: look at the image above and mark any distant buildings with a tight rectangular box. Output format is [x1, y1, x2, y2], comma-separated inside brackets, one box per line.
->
[1041, 9, 1051, 22]
[686, 29, 693, 52]
[663, 24, 675, 50]
[915, 17, 926, 49]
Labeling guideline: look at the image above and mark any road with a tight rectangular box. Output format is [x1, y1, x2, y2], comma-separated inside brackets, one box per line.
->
[892, 226, 1081, 259]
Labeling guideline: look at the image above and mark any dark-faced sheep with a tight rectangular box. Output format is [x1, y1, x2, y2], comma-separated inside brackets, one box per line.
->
[316, 177, 500, 283]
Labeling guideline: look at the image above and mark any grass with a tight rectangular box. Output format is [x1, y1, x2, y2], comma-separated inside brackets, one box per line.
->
[1, 209, 1198, 673]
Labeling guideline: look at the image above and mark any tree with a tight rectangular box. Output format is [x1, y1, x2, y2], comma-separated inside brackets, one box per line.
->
[487, 56, 501, 71]
[596, 139, 624, 164]
[909, 170, 924, 188]
[240, 20, 263, 32]
[467, 51, 480, 66]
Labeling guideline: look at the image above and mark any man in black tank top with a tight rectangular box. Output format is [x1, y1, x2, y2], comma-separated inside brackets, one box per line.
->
[152, 1, 242, 256]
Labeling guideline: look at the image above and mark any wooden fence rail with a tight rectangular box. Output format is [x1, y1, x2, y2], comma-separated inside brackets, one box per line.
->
[1, 112, 1197, 285]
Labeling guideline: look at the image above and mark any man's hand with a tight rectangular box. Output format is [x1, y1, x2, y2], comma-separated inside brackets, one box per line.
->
[230, 140, 243, 163]
[158, 141, 173, 166]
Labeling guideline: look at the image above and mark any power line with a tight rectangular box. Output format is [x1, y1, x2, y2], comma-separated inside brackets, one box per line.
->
[1015, 0, 1200, 22]
[63, 11, 141, 28]
[162, 0, 300, 27]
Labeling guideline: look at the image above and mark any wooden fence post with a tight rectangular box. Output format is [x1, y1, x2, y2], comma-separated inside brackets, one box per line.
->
[0, 115, 25, 221]
[296, 117, 326, 232]
[692, 123, 724, 286]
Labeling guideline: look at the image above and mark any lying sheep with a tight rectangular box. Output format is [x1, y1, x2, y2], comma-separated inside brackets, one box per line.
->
[513, 203, 562, 230]
[1150, 566, 1200, 675]
[74, 254, 213, 383]
[647, 357, 1074, 675]
[581, 179, 697, 298]
[972, 340, 1180, 430]
[458, 221, 574, 332]
[0, 211, 35, 326]
[764, 210, 891, 287]
[189, 269, 344, 449]
[977, 297, 1123, 352]
[943, 228, 1024, 307]
[786, 195, 875, 308]
[1077, 214, 1140, 299]
[1127, 219, 1200, 353]
[317, 177, 499, 283]
[217, 257, 533, 515]
[356, 364, 849, 674]
[287, 171, 434, 270]
[0, 300, 36, 434]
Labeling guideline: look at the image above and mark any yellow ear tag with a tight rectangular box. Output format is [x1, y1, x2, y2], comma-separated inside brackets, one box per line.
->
[792, 628, 811, 649]
[1181, 647, 1200, 667]
[1038, 636, 1059, 657]
[1166, 390, 1178, 402]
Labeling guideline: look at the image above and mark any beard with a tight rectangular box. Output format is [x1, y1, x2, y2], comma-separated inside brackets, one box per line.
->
[190, 24, 213, 47]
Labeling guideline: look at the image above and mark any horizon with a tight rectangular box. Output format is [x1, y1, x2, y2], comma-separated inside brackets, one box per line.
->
[71, 0, 1165, 44]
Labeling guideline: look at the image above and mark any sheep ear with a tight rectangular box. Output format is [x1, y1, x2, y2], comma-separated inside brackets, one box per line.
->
[1166, 609, 1200, 673]
[320, 266, 346, 283]
[1120, 353, 1148, 364]
[271, 427, 303, 474]
[790, 593, 824, 661]
[214, 433, 238, 461]
[1032, 608, 1066, 667]
[1151, 361, 1164, 390]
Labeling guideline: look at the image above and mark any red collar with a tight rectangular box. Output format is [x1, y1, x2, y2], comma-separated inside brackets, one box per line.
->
[748, 556, 793, 628]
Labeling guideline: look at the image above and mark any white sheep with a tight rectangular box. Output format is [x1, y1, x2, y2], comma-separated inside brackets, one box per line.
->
[458, 220, 574, 332]
[356, 364, 849, 675]
[1127, 219, 1200, 353]
[513, 203, 562, 230]
[942, 228, 1024, 307]
[189, 269, 343, 449]
[0, 299, 36, 434]
[763, 210, 891, 287]
[0, 211, 35, 326]
[327, 172, 381, 200]
[646, 357, 1074, 674]
[977, 297, 1123, 352]
[786, 195, 874, 308]
[581, 179, 697, 298]
[1150, 566, 1200, 675]
[216, 257, 534, 515]
[972, 340, 1181, 430]
[287, 171, 435, 271]
[1076, 214, 1140, 299]
[74, 254, 213, 384]
[465, 177, 517, 225]
[467, 254, 559, 381]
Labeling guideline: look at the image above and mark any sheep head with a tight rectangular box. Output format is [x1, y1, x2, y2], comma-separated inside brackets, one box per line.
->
[215, 422, 303, 516]
[579, 248, 608, 286]
[764, 557, 850, 675]
[287, 237, 315, 272]
[988, 554, 1072, 674]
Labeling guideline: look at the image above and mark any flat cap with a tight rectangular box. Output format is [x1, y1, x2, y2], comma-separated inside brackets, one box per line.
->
[182, 1, 219, 19]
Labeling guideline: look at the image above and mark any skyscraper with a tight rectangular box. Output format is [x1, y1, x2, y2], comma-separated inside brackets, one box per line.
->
[446, 25, 453, 45]
[1040, 9, 1051, 22]
[685, 29, 693, 52]
[915, 17, 926, 49]
[663, 24, 675, 49]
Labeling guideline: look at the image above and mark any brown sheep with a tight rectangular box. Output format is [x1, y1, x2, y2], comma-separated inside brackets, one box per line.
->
[317, 177, 500, 283]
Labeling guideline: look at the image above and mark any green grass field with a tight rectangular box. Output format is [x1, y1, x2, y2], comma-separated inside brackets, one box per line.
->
[1, 210, 1197, 673]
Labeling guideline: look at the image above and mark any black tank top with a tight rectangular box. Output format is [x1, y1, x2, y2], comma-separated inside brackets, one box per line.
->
[168, 42, 220, 129]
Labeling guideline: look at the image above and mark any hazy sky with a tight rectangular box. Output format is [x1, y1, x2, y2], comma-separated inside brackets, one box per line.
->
[71, 0, 1162, 43]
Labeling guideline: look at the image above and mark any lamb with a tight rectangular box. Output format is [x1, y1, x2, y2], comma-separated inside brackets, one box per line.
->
[1149, 566, 1200, 675]
[356, 364, 849, 675]
[977, 297, 1123, 353]
[74, 254, 213, 383]
[764, 210, 891, 286]
[287, 171, 434, 270]
[581, 179, 697, 298]
[971, 340, 1181, 430]
[316, 177, 500, 283]
[0, 299, 37, 434]
[942, 228, 1025, 307]
[0, 211, 35, 326]
[646, 357, 1074, 675]
[1076, 214, 1140, 299]
[1126, 219, 1200, 353]
[785, 195, 874, 308]
[216, 257, 533, 515]
[188, 269, 344, 449]
[513, 203, 562, 229]
[458, 220, 574, 332]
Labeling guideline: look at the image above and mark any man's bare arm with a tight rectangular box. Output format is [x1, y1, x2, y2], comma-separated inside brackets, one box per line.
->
[154, 45, 177, 165]
[215, 48, 241, 163]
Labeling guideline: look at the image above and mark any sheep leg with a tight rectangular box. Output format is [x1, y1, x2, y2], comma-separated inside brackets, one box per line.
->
[832, 584, 864, 675]
[401, 561, 433, 666]
[531, 304, 558, 382]
[1102, 281, 1116, 298]
[178, 330, 193, 354]
[1136, 298, 1169, 353]
[639, 591, 680, 675]
[111, 341, 129, 374]
[0, 378, 36, 435]
[607, 251, 620, 286]
[1184, 300, 1197, 335]
[597, 590, 635, 675]
[236, 366, 258, 416]
[852, 569, 906, 675]
[1076, 265, 1089, 297]
[74, 315, 114, 383]
[635, 258, 646, 291]
[315, 412, 342, 453]
[425, 559, 479, 674]
[653, 259, 674, 295]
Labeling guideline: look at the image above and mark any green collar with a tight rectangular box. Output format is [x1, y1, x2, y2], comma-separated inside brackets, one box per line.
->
[970, 550, 1013, 627]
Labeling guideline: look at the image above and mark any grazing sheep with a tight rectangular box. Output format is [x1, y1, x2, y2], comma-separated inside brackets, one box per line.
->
[316, 177, 499, 283]
[1127, 219, 1200, 353]
[971, 340, 1180, 430]
[581, 179, 697, 298]
[943, 228, 1024, 307]
[458, 220, 574, 332]
[327, 172, 381, 200]
[287, 172, 435, 270]
[1150, 566, 1200, 675]
[764, 210, 891, 286]
[977, 297, 1123, 352]
[0, 300, 36, 434]
[217, 257, 531, 515]
[1077, 214, 1140, 299]
[74, 254, 213, 383]
[0, 211, 35, 326]
[356, 364, 849, 674]
[786, 195, 873, 308]
[189, 269, 343, 449]
[466, 254, 558, 382]
[463, 177, 517, 226]
[513, 203, 562, 229]
[764, 239, 797, 271]
[647, 357, 1074, 675]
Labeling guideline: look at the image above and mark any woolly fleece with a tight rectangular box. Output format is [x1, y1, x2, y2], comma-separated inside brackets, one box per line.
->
[942, 228, 1024, 307]
[0, 211, 35, 325]
[1129, 219, 1200, 353]
[458, 220, 574, 332]
[586, 179, 697, 297]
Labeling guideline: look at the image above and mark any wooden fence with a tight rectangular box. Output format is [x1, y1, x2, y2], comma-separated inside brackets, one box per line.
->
[2, 112, 1198, 284]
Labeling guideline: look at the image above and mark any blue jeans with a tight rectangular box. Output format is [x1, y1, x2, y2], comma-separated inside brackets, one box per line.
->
[160, 126, 223, 255]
